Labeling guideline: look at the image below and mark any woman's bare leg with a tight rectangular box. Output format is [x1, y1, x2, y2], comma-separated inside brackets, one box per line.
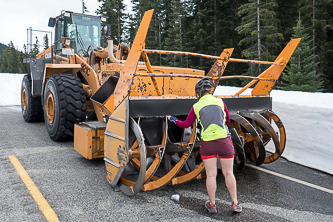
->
[219, 158, 238, 203]
[202, 158, 218, 205]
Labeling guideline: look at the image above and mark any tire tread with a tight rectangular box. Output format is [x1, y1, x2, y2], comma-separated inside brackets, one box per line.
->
[22, 75, 44, 122]
[45, 74, 86, 141]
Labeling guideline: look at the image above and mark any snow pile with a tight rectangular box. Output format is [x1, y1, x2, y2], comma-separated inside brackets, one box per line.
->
[1, 73, 332, 175]
[0, 74, 25, 106]
[215, 86, 333, 175]
[214, 86, 333, 109]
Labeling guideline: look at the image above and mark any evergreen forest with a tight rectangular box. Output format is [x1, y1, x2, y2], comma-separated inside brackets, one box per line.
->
[1, 0, 332, 92]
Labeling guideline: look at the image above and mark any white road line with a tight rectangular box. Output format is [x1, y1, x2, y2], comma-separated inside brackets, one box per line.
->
[247, 164, 333, 194]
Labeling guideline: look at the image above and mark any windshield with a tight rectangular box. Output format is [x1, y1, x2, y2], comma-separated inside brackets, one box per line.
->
[66, 14, 101, 54]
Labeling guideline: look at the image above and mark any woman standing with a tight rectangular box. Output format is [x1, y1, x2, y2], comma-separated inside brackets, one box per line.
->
[168, 78, 242, 214]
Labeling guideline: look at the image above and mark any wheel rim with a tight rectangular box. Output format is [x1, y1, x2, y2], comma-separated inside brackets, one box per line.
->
[21, 88, 27, 111]
[46, 92, 55, 123]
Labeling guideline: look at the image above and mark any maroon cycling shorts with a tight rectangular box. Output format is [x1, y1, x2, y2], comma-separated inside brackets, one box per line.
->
[200, 136, 235, 159]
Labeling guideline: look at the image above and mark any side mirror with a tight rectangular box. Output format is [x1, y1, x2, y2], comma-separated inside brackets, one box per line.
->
[103, 24, 111, 39]
[48, 17, 56, 27]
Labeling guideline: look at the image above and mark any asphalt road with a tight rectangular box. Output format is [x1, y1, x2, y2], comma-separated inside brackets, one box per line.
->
[1, 106, 332, 222]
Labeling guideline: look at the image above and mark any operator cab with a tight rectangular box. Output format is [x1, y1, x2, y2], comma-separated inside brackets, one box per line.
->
[48, 11, 107, 55]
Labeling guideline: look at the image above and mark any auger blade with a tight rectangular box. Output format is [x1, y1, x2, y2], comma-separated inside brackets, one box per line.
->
[239, 111, 282, 164]
[230, 113, 266, 166]
[118, 117, 147, 196]
[171, 135, 205, 186]
[230, 128, 246, 170]
[261, 110, 286, 163]
[118, 117, 168, 195]
[136, 117, 168, 185]
[142, 121, 198, 191]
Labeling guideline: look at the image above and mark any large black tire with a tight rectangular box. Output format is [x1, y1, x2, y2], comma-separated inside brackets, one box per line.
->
[43, 74, 86, 141]
[21, 74, 44, 122]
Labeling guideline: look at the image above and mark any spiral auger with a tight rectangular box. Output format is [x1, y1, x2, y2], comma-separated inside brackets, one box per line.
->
[226, 109, 287, 167]
[117, 117, 147, 195]
[261, 110, 286, 163]
[229, 113, 266, 166]
[142, 121, 198, 191]
[229, 128, 246, 170]
[105, 113, 204, 194]
[167, 122, 206, 187]
[114, 116, 170, 195]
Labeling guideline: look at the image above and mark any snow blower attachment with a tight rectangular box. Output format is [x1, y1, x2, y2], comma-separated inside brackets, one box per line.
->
[22, 9, 299, 196]
[87, 10, 300, 195]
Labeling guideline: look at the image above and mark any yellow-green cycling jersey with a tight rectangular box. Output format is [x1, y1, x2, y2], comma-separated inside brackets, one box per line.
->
[193, 94, 228, 141]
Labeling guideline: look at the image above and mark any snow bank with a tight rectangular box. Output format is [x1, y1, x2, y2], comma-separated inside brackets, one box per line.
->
[215, 86, 333, 109]
[1, 74, 332, 175]
[0, 73, 25, 106]
[215, 86, 333, 175]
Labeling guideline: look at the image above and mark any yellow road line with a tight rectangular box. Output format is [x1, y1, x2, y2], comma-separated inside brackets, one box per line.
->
[9, 156, 59, 222]
[247, 164, 333, 194]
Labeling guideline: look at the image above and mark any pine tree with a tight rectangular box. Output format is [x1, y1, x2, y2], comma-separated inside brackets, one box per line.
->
[236, 0, 283, 76]
[31, 36, 40, 58]
[0, 41, 22, 73]
[0, 43, 7, 55]
[163, 0, 185, 67]
[310, 0, 333, 91]
[21, 44, 30, 73]
[44, 34, 50, 50]
[179, 0, 212, 70]
[279, 17, 323, 92]
[276, 0, 299, 41]
[96, 0, 128, 45]
[82, 0, 89, 14]
[129, 0, 164, 65]
[212, 0, 248, 84]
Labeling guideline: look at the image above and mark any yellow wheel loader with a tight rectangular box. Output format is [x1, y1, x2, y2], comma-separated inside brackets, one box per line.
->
[21, 9, 300, 195]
